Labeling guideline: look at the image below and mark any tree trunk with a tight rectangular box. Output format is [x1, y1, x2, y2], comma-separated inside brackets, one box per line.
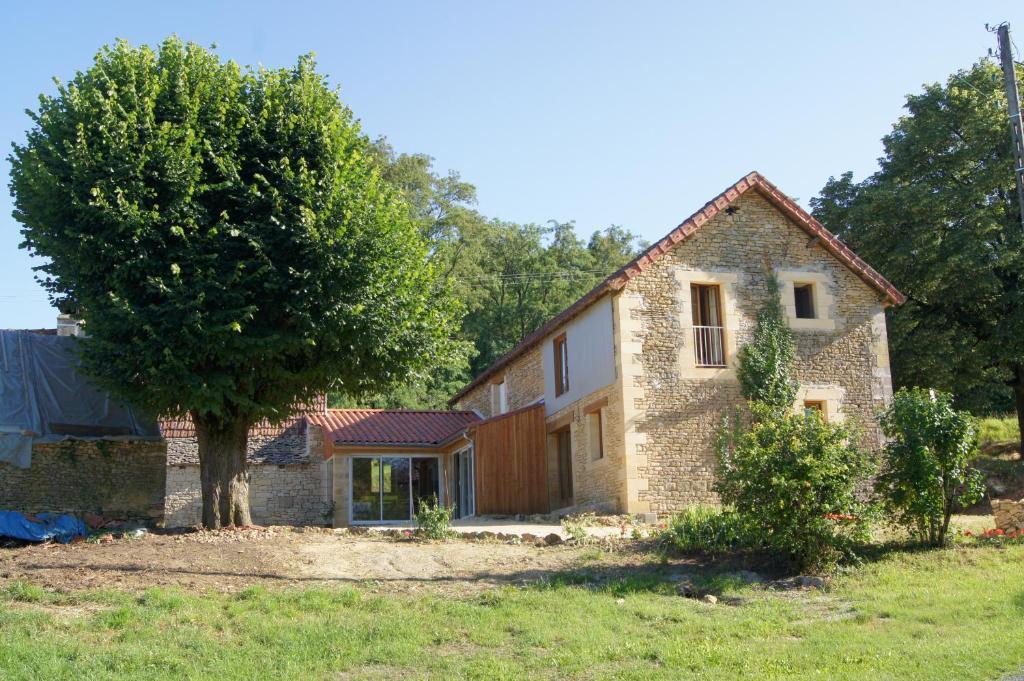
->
[193, 412, 253, 529]
[1013, 366, 1024, 457]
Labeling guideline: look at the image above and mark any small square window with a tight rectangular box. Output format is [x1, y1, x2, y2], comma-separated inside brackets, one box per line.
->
[804, 400, 826, 420]
[794, 284, 816, 319]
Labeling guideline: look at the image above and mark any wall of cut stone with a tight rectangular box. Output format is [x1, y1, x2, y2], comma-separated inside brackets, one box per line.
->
[165, 461, 332, 527]
[621, 191, 893, 513]
[0, 440, 166, 524]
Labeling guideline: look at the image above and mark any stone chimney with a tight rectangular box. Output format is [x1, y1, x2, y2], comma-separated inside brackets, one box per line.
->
[56, 314, 83, 337]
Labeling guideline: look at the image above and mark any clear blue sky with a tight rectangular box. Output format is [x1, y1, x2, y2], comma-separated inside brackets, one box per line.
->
[2, 1, 1021, 328]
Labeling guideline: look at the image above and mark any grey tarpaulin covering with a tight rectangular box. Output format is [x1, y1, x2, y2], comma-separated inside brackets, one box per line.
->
[0, 330, 160, 469]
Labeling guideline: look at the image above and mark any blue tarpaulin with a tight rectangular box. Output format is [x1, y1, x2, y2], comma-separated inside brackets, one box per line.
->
[0, 330, 160, 468]
[0, 511, 87, 543]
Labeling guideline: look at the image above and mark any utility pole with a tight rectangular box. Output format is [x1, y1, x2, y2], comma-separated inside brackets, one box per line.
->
[996, 22, 1024, 230]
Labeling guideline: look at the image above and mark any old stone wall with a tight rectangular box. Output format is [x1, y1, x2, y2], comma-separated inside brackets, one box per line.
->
[457, 345, 545, 418]
[993, 499, 1024, 533]
[545, 382, 625, 512]
[165, 461, 331, 527]
[0, 440, 166, 524]
[621, 191, 893, 513]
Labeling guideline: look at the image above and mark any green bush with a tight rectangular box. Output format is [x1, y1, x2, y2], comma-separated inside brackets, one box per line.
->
[977, 416, 1020, 445]
[658, 506, 760, 555]
[877, 388, 985, 546]
[414, 496, 452, 540]
[716, 405, 875, 572]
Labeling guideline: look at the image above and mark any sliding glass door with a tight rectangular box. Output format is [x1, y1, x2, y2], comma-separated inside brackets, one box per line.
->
[350, 456, 440, 523]
[452, 447, 475, 519]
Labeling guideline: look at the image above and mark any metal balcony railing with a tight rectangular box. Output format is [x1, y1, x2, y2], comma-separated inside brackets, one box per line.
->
[693, 325, 726, 367]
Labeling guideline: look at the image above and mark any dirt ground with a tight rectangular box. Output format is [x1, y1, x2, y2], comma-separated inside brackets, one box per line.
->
[0, 527, 665, 595]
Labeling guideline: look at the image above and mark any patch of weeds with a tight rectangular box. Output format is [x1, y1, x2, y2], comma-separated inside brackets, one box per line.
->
[139, 588, 184, 612]
[561, 516, 593, 544]
[94, 606, 135, 630]
[578, 547, 605, 563]
[3, 580, 48, 603]
[604, 575, 675, 597]
[415, 495, 453, 540]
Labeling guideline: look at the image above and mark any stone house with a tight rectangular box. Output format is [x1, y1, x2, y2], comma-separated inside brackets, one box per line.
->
[449, 172, 904, 517]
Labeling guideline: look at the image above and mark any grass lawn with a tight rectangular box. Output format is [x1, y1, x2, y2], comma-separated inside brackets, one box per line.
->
[1, 543, 1023, 680]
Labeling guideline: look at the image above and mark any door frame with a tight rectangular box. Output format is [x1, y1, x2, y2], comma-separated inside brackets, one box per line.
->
[348, 454, 443, 525]
[452, 445, 476, 519]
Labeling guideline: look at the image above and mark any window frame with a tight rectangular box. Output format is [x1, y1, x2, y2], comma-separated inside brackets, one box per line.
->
[793, 283, 816, 320]
[553, 333, 569, 397]
[588, 409, 604, 461]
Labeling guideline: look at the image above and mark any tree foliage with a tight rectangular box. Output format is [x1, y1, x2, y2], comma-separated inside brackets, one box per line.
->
[736, 275, 798, 412]
[332, 140, 646, 407]
[8, 38, 458, 526]
[876, 388, 984, 546]
[810, 59, 1024, 451]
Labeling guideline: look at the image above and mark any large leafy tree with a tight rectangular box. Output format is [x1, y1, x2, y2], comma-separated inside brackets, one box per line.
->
[339, 137, 647, 398]
[9, 38, 458, 527]
[811, 60, 1024, 452]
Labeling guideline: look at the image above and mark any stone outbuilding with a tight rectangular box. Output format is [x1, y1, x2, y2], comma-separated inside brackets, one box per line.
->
[0, 329, 166, 524]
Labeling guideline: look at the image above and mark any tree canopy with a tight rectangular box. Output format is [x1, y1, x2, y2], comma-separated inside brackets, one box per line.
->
[810, 59, 1024, 449]
[331, 139, 647, 408]
[9, 38, 458, 526]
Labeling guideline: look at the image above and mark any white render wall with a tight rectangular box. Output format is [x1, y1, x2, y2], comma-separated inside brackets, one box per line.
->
[165, 461, 332, 527]
[543, 295, 617, 414]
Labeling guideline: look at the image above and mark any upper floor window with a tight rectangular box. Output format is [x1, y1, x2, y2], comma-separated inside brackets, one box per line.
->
[553, 333, 569, 396]
[794, 283, 816, 319]
[691, 284, 726, 368]
[777, 271, 836, 331]
[491, 378, 508, 414]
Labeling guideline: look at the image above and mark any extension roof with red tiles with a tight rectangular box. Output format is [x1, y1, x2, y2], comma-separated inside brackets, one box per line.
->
[450, 171, 905, 405]
[309, 409, 480, 448]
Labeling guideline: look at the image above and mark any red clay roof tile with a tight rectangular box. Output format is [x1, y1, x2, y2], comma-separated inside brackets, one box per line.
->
[308, 409, 480, 448]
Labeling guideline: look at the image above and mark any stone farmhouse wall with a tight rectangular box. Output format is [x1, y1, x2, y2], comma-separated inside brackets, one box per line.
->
[0, 440, 166, 524]
[164, 460, 331, 527]
[544, 382, 626, 512]
[164, 424, 333, 527]
[459, 345, 544, 418]
[620, 191, 892, 513]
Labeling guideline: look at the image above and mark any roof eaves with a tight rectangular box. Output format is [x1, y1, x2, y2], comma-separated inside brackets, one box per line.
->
[448, 171, 904, 406]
